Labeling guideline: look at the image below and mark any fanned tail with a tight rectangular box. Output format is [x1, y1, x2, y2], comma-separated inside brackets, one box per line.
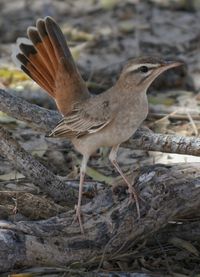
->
[12, 16, 90, 115]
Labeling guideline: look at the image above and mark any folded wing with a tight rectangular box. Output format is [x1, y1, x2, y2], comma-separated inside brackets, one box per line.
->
[49, 99, 113, 139]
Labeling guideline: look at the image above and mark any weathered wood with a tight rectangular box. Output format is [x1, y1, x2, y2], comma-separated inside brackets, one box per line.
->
[0, 191, 67, 220]
[0, 162, 200, 273]
[1, 89, 200, 158]
[0, 126, 77, 204]
[126, 128, 200, 157]
[0, 89, 61, 132]
[1, 89, 200, 274]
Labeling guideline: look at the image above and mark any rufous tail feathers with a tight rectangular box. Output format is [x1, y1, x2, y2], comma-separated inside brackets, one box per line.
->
[12, 17, 90, 115]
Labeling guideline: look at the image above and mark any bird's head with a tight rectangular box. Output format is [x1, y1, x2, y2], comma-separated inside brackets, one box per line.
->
[119, 56, 183, 91]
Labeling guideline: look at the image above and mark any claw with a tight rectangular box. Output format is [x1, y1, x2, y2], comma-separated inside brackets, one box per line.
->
[73, 205, 84, 234]
[128, 186, 141, 219]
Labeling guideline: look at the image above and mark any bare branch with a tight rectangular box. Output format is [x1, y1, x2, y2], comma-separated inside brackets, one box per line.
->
[0, 89, 61, 132]
[126, 128, 200, 157]
[0, 190, 67, 220]
[1, 89, 200, 158]
[0, 126, 77, 204]
[0, 162, 200, 272]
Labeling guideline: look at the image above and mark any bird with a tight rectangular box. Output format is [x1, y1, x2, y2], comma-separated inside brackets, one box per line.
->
[12, 16, 183, 233]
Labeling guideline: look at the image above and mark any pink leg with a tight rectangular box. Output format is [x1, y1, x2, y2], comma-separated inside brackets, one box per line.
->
[74, 155, 89, 234]
[109, 145, 140, 218]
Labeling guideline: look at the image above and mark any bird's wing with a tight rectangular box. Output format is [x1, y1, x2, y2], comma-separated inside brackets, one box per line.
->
[12, 16, 90, 115]
[49, 98, 113, 138]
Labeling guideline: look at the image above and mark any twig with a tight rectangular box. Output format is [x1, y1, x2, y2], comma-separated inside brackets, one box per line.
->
[186, 111, 198, 136]
[149, 104, 200, 115]
[149, 112, 200, 121]
[150, 111, 177, 126]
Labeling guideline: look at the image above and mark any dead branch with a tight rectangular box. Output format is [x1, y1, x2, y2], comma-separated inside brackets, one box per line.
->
[1, 89, 200, 158]
[0, 162, 200, 273]
[0, 126, 77, 204]
[0, 191, 66, 220]
[1, 88, 200, 273]
[0, 89, 60, 132]
[126, 128, 200, 156]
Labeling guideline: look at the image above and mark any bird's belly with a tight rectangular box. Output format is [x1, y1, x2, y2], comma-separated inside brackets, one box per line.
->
[72, 114, 145, 156]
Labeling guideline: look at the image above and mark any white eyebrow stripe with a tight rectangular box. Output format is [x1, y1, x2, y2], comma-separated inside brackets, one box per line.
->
[125, 63, 160, 73]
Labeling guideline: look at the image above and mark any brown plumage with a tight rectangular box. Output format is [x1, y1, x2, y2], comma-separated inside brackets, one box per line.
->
[13, 16, 89, 115]
[13, 16, 183, 233]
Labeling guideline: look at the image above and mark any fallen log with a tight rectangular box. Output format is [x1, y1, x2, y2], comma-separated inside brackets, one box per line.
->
[1, 88, 200, 274]
[0, 162, 200, 273]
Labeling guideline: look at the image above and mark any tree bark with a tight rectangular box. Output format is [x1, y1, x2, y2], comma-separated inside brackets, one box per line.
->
[0, 162, 200, 273]
[1, 88, 200, 157]
[0, 88, 60, 132]
[1, 89, 200, 273]
[0, 126, 78, 204]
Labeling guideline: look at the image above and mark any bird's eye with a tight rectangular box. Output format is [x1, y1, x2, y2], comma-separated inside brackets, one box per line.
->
[139, 66, 149, 73]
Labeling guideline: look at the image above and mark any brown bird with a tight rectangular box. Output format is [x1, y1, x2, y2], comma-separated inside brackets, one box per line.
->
[13, 16, 182, 233]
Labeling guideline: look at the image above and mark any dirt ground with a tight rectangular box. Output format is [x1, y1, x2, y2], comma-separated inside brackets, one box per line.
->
[1, 0, 200, 276]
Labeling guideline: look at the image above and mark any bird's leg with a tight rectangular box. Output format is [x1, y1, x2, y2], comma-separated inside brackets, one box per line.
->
[74, 154, 89, 234]
[109, 145, 140, 219]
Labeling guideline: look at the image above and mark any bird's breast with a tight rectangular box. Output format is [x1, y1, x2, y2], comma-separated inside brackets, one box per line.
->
[114, 92, 148, 135]
[73, 92, 149, 156]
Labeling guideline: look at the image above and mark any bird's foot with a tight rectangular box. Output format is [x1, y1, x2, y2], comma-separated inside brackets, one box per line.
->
[73, 205, 84, 234]
[127, 186, 141, 220]
[128, 185, 145, 203]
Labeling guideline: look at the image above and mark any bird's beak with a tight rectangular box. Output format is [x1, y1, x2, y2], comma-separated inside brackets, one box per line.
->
[160, 61, 184, 72]
[143, 60, 184, 88]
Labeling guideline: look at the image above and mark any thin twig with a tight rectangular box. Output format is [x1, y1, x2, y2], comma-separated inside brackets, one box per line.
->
[186, 111, 198, 136]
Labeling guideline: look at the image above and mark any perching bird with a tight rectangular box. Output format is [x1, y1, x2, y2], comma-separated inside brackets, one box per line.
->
[12, 16, 182, 233]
